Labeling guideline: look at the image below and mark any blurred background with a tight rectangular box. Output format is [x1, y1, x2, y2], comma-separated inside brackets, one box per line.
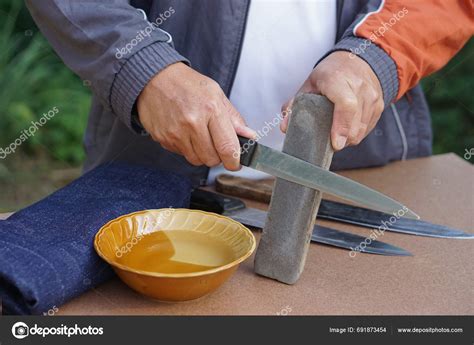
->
[0, 2, 472, 212]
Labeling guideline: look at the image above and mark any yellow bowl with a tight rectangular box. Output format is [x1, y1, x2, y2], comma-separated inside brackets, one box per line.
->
[94, 208, 255, 302]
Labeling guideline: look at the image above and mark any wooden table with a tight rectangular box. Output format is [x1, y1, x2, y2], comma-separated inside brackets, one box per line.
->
[2, 154, 473, 315]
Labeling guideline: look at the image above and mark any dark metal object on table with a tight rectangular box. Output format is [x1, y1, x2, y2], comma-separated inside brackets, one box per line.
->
[190, 189, 412, 256]
[215, 174, 472, 239]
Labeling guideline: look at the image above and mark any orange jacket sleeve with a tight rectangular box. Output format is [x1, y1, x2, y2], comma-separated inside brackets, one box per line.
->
[353, 0, 474, 100]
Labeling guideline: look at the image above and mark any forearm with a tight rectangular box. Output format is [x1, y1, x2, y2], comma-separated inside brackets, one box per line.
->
[354, 0, 473, 100]
[25, 0, 188, 131]
[326, 0, 473, 104]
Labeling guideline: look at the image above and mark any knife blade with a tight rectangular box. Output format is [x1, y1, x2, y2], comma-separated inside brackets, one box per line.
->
[238, 135, 419, 220]
[214, 174, 473, 239]
[190, 189, 412, 256]
[318, 200, 474, 239]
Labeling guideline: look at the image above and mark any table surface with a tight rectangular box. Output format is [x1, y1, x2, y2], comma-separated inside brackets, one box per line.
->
[3, 153, 473, 315]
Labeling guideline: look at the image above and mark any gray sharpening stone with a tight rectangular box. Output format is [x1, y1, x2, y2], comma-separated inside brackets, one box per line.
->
[254, 93, 334, 284]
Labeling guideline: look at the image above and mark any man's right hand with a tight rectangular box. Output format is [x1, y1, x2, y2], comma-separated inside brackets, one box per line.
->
[137, 62, 256, 170]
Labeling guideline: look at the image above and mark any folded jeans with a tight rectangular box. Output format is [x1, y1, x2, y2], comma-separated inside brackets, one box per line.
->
[0, 163, 192, 314]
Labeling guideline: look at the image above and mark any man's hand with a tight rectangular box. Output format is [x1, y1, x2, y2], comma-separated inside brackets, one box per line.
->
[281, 51, 384, 151]
[137, 63, 256, 170]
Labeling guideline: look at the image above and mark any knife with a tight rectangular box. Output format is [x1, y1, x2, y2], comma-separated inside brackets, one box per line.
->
[238, 135, 419, 220]
[318, 200, 474, 239]
[190, 189, 412, 256]
[214, 174, 473, 239]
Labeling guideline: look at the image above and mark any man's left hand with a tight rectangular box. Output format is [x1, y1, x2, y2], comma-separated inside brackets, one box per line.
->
[280, 51, 385, 151]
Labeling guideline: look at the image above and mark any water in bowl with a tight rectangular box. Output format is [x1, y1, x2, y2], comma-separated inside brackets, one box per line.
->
[117, 230, 236, 274]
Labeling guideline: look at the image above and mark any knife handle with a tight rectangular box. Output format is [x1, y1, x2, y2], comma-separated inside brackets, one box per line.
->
[238, 135, 258, 167]
[190, 189, 246, 214]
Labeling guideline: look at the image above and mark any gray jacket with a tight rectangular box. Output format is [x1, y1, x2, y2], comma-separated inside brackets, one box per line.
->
[26, 0, 432, 186]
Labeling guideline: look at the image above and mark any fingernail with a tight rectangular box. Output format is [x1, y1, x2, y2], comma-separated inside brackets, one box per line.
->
[280, 116, 289, 133]
[335, 135, 347, 150]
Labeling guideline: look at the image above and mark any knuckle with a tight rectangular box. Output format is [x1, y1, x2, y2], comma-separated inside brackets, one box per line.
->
[369, 88, 379, 102]
[352, 77, 364, 90]
[184, 113, 201, 129]
[166, 130, 180, 142]
[158, 136, 175, 152]
[351, 127, 366, 145]
[161, 143, 174, 152]
[202, 78, 223, 95]
[150, 131, 160, 142]
[185, 155, 202, 166]
[340, 98, 358, 111]
[334, 121, 352, 136]
[216, 141, 236, 157]
[352, 137, 363, 145]
[346, 135, 358, 146]
[334, 114, 354, 131]
[151, 131, 166, 144]
[375, 101, 385, 115]
[205, 156, 221, 167]
[203, 100, 219, 116]
[354, 133, 365, 145]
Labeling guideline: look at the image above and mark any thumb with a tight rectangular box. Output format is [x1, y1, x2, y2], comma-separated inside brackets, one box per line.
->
[280, 98, 294, 133]
[280, 78, 314, 133]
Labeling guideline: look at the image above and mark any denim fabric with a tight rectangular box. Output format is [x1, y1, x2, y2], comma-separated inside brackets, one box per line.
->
[0, 163, 192, 315]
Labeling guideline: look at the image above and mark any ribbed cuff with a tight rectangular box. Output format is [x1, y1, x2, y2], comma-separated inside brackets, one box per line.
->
[317, 36, 399, 107]
[110, 41, 190, 132]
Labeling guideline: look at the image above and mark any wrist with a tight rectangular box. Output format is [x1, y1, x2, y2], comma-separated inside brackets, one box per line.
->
[317, 36, 399, 106]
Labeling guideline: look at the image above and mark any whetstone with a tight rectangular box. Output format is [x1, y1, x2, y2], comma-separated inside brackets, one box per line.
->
[254, 93, 334, 284]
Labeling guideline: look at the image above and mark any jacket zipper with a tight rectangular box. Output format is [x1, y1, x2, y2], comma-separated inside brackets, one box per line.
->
[390, 103, 408, 160]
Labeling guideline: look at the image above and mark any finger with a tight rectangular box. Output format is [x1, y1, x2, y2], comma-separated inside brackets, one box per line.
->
[177, 136, 203, 166]
[367, 100, 384, 135]
[149, 128, 180, 154]
[357, 86, 383, 143]
[346, 98, 365, 146]
[319, 79, 359, 151]
[222, 96, 257, 139]
[360, 99, 373, 129]
[208, 114, 241, 171]
[366, 114, 379, 136]
[350, 97, 372, 145]
[191, 128, 221, 167]
[160, 140, 180, 155]
[280, 98, 294, 133]
[351, 120, 368, 146]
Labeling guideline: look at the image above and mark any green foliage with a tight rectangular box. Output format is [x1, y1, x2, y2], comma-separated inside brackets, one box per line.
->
[0, 1, 91, 165]
[422, 39, 474, 157]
